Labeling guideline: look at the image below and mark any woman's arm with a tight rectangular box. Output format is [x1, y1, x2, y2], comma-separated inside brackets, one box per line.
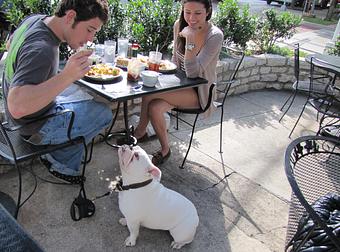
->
[184, 30, 223, 78]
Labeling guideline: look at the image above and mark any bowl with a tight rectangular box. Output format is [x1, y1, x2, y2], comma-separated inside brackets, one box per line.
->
[140, 70, 159, 87]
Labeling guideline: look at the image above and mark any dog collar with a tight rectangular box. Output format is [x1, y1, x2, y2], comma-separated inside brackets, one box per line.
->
[113, 176, 153, 191]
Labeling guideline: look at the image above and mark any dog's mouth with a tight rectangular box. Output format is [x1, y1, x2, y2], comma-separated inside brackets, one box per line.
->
[119, 145, 139, 168]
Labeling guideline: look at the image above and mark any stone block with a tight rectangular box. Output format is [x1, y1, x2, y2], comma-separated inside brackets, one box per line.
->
[261, 74, 278, 82]
[237, 69, 251, 78]
[251, 67, 259, 75]
[253, 54, 267, 66]
[272, 67, 288, 73]
[242, 57, 257, 68]
[260, 67, 271, 74]
[266, 54, 287, 66]
[278, 74, 294, 83]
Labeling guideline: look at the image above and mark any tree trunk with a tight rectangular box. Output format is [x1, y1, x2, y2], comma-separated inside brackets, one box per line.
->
[325, 0, 338, 20]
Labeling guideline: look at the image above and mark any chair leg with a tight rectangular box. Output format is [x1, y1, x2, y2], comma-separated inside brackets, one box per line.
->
[176, 110, 179, 130]
[280, 92, 294, 111]
[219, 105, 224, 153]
[14, 163, 22, 219]
[288, 99, 309, 138]
[279, 90, 298, 123]
[179, 114, 199, 169]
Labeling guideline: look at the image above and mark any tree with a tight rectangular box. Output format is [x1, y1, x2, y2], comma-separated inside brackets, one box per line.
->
[325, 0, 338, 20]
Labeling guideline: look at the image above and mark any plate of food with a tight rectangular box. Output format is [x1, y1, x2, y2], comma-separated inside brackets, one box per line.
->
[84, 63, 122, 83]
[159, 60, 177, 74]
[115, 56, 130, 70]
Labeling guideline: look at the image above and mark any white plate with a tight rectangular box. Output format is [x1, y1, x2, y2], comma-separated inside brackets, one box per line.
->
[159, 60, 177, 73]
[84, 65, 122, 82]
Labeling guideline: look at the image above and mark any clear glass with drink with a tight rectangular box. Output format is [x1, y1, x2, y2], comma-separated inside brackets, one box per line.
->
[148, 51, 162, 72]
[117, 38, 129, 58]
[104, 40, 116, 64]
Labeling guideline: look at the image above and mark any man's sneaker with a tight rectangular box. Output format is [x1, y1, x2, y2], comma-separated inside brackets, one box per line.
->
[39, 157, 85, 185]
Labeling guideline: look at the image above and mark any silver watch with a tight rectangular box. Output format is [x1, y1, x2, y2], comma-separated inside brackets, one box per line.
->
[185, 43, 195, 51]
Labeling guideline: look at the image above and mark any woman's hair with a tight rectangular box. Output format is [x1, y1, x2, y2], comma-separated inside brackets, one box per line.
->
[177, 0, 212, 53]
[55, 0, 109, 25]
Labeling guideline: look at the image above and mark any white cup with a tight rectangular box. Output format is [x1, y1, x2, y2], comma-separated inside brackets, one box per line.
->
[104, 40, 116, 64]
[117, 38, 129, 58]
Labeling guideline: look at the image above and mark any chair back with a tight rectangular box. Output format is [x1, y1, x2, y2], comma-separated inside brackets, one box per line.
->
[294, 43, 300, 82]
[284, 135, 340, 251]
[216, 47, 244, 107]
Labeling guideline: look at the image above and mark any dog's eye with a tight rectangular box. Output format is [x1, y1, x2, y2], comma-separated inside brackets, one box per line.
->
[129, 145, 133, 150]
[134, 153, 139, 160]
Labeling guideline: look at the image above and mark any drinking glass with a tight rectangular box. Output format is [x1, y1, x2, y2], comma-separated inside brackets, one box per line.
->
[104, 40, 116, 64]
[117, 38, 129, 58]
[95, 44, 105, 58]
[148, 51, 162, 72]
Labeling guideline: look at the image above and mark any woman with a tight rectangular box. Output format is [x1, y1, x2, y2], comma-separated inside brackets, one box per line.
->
[134, 0, 223, 165]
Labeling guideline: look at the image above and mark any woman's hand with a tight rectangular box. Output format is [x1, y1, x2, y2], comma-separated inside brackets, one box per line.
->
[179, 26, 197, 41]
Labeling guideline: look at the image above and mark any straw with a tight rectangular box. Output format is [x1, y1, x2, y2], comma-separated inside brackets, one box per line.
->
[156, 44, 159, 54]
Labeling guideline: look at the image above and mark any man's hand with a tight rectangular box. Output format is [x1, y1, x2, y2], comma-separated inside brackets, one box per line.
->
[62, 50, 93, 82]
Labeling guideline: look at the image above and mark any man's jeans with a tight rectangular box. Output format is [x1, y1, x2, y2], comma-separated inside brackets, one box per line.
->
[30, 100, 112, 176]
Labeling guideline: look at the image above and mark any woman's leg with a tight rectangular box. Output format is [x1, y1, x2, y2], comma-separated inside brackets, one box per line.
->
[135, 87, 200, 139]
[147, 88, 200, 157]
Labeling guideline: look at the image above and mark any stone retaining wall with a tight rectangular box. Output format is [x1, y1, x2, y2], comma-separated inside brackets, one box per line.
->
[215, 53, 313, 97]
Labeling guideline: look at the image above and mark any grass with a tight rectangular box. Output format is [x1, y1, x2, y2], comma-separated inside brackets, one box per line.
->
[302, 16, 338, 25]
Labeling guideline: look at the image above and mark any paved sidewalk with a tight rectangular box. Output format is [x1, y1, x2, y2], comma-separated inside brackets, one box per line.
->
[0, 89, 320, 251]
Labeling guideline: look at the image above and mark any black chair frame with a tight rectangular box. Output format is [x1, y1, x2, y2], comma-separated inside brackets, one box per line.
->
[284, 135, 340, 251]
[0, 109, 90, 218]
[214, 47, 245, 153]
[287, 56, 336, 138]
[279, 43, 331, 124]
[171, 83, 216, 169]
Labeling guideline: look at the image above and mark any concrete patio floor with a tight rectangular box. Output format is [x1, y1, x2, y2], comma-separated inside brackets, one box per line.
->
[0, 89, 320, 252]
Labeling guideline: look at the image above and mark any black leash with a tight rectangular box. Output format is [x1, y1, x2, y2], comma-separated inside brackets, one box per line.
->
[92, 176, 153, 201]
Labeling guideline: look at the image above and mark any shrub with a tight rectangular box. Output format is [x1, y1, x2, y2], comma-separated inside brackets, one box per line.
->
[253, 9, 301, 53]
[213, 0, 256, 49]
[125, 0, 180, 53]
[3, 0, 53, 28]
[328, 36, 340, 56]
[95, 0, 127, 43]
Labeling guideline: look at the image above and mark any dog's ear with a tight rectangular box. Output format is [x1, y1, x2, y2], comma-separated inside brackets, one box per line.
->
[148, 164, 162, 181]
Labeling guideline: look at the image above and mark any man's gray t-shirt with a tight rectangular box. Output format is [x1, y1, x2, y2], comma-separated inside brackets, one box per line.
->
[2, 15, 61, 136]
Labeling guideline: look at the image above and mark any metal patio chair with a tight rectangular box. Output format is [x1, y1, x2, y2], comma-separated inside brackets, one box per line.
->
[0, 109, 90, 219]
[287, 55, 336, 138]
[214, 47, 245, 153]
[172, 83, 216, 169]
[284, 135, 340, 251]
[279, 43, 330, 125]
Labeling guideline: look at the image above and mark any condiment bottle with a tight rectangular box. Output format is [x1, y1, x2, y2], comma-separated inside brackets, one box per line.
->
[131, 42, 140, 58]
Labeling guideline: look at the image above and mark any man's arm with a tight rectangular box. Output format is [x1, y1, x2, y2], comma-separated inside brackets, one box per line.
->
[8, 50, 92, 119]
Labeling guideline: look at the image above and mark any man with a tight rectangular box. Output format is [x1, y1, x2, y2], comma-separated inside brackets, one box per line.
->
[2, 0, 113, 184]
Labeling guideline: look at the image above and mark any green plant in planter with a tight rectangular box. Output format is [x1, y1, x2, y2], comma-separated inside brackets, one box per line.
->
[125, 0, 180, 54]
[328, 36, 340, 56]
[95, 0, 127, 43]
[3, 0, 52, 28]
[213, 0, 256, 49]
[253, 9, 301, 54]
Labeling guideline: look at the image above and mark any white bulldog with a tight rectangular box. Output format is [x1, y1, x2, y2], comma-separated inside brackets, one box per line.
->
[117, 145, 199, 249]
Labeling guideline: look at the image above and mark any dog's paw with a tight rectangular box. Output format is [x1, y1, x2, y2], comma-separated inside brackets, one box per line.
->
[119, 218, 127, 226]
[171, 241, 185, 249]
[125, 236, 136, 247]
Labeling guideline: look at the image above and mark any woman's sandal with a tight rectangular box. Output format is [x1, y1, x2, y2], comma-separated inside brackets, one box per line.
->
[152, 149, 171, 166]
[40, 157, 86, 185]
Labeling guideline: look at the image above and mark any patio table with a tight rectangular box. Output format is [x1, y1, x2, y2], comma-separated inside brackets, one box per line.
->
[305, 54, 340, 82]
[75, 69, 208, 147]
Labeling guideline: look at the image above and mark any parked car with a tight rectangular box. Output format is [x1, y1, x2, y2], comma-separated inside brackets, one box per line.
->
[266, 0, 330, 8]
